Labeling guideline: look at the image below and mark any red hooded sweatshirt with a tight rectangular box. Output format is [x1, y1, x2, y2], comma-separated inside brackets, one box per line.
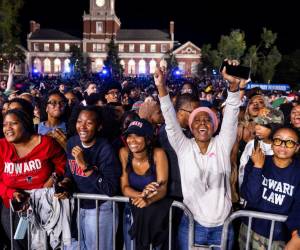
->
[0, 135, 66, 207]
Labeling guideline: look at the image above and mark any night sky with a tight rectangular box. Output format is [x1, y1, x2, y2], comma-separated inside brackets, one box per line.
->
[19, 0, 299, 54]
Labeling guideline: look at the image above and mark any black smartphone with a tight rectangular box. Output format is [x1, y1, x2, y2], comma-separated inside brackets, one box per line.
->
[220, 61, 251, 79]
[10, 192, 29, 212]
[254, 137, 260, 150]
[54, 183, 66, 194]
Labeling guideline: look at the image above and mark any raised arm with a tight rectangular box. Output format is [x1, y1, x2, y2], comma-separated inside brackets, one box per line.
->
[5, 63, 15, 92]
[154, 67, 189, 153]
[218, 60, 249, 154]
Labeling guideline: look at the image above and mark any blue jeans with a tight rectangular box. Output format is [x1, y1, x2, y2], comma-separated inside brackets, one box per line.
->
[65, 201, 118, 250]
[178, 214, 234, 250]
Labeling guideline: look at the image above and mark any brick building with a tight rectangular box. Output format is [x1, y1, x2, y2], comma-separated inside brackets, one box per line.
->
[4, 0, 201, 78]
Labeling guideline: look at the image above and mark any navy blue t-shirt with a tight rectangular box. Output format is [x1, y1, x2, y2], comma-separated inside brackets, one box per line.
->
[241, 155, 300, 241]
[65, 135, 121, 209]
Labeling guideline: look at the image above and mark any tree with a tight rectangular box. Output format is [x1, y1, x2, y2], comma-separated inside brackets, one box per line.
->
[243, 28, 281, 82]
[201, 30, 247, 69]
[0, 0, 25, 68]
[274, 50, 300, 87]
[104, 38, 124, 79]
[69, 44, 85, 76]
[201, 28, 282, 82]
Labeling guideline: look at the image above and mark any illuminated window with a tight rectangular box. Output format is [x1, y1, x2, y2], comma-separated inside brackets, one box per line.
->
[149, 59, 157, 74]
[33, 43, 39, 52]
[44, 43, 50, 51]
[129, 44, 135, 52]
[65, 43, 70, 52]
[54, 43, 60, 51]
[54, 58, 61, 73]
[150, 44, 156, 53]
[118, 44, 124, 52]
[139, 60, 146, 74]
[140, 44, 145, 53]
[64, 59, 71, 73]
[44, 58, 51, 72]
[128, 59, 135, 74]
[96, 22, 104, 33]
[33, 58, 42, 72]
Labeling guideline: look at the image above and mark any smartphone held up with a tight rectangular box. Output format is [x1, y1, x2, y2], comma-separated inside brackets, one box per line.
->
[220, 60, 251, 80]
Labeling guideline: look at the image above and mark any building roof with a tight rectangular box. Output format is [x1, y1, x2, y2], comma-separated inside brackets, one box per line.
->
[116, 29, 171, 41]
[28, 29, 81, 40]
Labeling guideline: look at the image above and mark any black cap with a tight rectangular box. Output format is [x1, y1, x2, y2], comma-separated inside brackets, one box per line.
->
[123, 118, 154, 138]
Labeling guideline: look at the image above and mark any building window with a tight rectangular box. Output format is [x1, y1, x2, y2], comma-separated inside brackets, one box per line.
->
[129, 44, 135, 53]
[33, 58, 42, 72]
[150, 44, 156, 53]
[65, 43, 70, 52]
[149, 59, 157, 74]
[54, 59, 61, 73]
[96, 22, 104, 33]
[64, 59, 71, 73]
[178, 62, 186, 72]
[161, 44, 168, 53]
[33, 43, 39, 52]
[138, 60, 146, 74]
[140, 44, 145, 53]
[120, 60, 125, 71]
[14, 64, 22, 73]
[93, 44, 106, 52]
[128, 59, 135, 74]
[191, 62, 198, 75]
[118, 44, 124, 52]
[44, 43, 50, 52]
[44, 58, 51, 73]
[54, 43, 60, 52]
[95, 58, 103, 72]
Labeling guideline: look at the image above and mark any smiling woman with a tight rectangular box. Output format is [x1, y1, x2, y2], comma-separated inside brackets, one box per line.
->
[55, 105, 121, 250]
[0, 109, 66, 249]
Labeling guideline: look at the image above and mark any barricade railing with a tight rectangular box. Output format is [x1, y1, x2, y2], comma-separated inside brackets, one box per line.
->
[8, 195, 289, 250]
[9, 194, 194, 250]
[72, 193, 195, 250]
[221, 210, 287, 250]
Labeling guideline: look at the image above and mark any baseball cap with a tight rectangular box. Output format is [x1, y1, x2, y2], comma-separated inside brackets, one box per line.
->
[254, 108, 284, 127]
[123, 118, 154, 138]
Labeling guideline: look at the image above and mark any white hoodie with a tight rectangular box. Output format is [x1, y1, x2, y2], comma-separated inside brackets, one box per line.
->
[159, 91, 240, 227]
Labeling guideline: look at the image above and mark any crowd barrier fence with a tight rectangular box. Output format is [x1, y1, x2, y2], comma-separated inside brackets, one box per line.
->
[9, 194, 288, 250]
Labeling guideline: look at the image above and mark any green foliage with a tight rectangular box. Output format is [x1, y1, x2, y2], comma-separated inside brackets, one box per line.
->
[274, 50, 300, 86]
[202, 28, 282, 82]
[0, 0, 25, 67]
[166, 52, 178, 70]
[104, 38, 124, 79]
[244, 28, 281, 82]
[69, 45, 85, 75]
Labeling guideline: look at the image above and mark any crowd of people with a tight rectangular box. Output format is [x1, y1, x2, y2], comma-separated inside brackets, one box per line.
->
[0, 61, 300, 250]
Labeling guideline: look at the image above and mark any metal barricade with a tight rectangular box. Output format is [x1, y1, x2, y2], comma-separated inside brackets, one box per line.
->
[73, 193, 195, 250]
[8, 194, 194, 250]
[221, 210, 287, 250]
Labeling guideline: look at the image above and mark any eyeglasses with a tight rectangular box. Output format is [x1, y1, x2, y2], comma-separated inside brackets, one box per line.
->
[272, 138, 299, 148]
[179, 108, 193, 114]
[47, 100, 66, 107]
